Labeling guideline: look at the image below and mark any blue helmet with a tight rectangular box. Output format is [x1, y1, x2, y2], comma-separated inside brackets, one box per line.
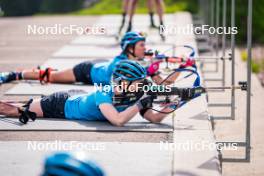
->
[42, 152, 105, 176]
[120, 31, 145, 51]
[113, 60, 147, 83]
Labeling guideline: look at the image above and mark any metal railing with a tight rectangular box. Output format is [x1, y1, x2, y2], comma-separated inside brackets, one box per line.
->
[194, 0, 252, 163]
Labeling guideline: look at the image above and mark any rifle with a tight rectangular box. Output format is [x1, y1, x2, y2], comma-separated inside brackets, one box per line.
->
[144, 45, 197, 73]
[113, 81, 248, 114]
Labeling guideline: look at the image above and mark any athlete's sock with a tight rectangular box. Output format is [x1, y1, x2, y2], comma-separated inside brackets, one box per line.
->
[122, 12, 126, 19]
[0, 71, 22, 83]
[121, 12, 126, 24]
[160, 20, 164, 26]
[126, 21, 132, 32]
[17, 72, 23, 80]
[119, 12, 126, 34]
[149, 12, 156, 27]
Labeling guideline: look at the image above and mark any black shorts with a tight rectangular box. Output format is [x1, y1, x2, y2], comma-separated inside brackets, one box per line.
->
[40, 90, 87, 118]
[73, 61, 93, 84]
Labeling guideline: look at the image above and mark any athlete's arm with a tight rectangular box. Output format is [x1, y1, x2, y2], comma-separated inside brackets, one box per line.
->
[141, 106, 174, 123]
[99, 103, 139, 127]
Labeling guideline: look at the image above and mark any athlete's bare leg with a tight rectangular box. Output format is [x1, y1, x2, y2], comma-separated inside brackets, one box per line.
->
[127, 0, 138, 32]
[154, 0, 165, 26]
[0, 98, 43, 117]
[118, 0, 130, 34]
[20, 69, 76, 83]
[147, 0, 157, 28]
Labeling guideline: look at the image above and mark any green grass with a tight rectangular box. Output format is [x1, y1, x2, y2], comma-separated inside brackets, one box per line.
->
[240, 50, 264, 73]
[241, 50, 248, 62]
[252, 62, 261, 73]
[71, 0, 196, 15]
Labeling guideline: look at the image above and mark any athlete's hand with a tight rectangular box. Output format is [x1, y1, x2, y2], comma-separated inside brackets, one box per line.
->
[146, 61, 162, 77]
[179, 58, 196, 68]
[137, 96, 153, 110]
[181, 88, 198, 101]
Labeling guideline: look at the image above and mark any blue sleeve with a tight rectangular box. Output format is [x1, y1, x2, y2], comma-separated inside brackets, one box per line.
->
[107, 61, 116, 79]
[95, 91, 113, 107]
[107, 54, 127, 79]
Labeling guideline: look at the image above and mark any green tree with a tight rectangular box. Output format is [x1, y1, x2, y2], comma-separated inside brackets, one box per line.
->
[0, 0, 42, 16]
[40, 0, 84, 13]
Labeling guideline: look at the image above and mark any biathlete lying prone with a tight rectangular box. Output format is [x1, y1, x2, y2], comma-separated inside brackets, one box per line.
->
[0, 60, 181, 126]
[0, 32, 182, 86]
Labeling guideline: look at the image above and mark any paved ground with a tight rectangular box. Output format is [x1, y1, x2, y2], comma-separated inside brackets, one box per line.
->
[0, 141, 173, 176]
[203, 47, 264, 175]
